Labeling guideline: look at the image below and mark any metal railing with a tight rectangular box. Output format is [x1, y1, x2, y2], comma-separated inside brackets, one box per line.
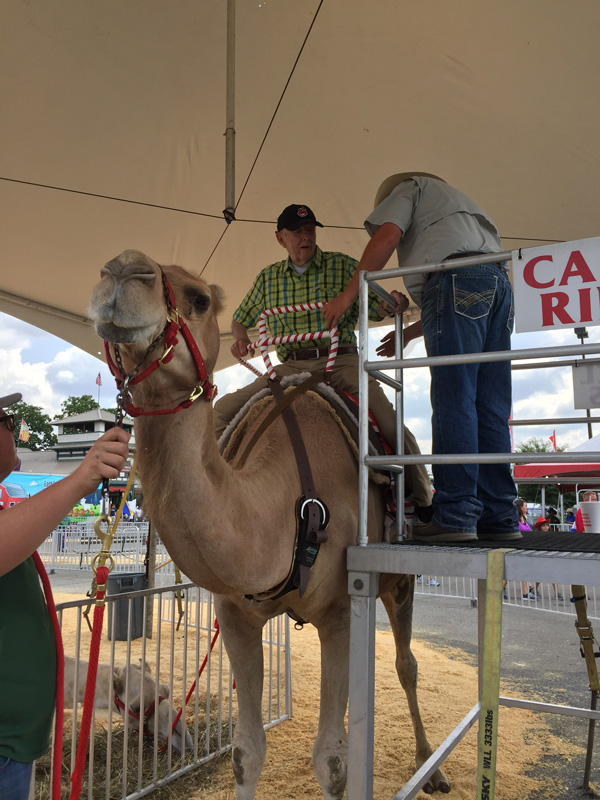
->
[34, 582, 291, 800]
[414, 573, 598, 618]
[357, 254, 600, 546]
[37, 522, 184, 584]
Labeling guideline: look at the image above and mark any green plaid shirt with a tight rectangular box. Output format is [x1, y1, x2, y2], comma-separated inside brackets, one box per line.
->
[233, 246, 382, 361]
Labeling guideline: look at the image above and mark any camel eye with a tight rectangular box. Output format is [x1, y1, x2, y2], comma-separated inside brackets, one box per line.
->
[184, 287, 211, 315]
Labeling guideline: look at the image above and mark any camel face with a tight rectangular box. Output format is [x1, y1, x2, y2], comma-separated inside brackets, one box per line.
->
[64, 655, 193, 754]
[90, 249, 164, 343]
[89, 248, 225, 380]
[113, 661, 193, 753]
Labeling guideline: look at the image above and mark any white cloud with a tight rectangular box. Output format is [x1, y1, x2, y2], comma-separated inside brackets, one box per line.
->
[2, 310, 600, 455]
[0, 314, 104, 417]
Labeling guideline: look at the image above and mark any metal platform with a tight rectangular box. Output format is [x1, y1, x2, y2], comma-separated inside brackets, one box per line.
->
[346, 540, 600, 800]
[351, 264, 600, 799]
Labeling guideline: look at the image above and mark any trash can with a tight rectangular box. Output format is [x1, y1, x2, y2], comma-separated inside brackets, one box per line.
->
[106, 572, 147, 641]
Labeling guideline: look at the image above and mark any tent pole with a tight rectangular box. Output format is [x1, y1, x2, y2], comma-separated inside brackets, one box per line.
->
[224, 0, 236, 222]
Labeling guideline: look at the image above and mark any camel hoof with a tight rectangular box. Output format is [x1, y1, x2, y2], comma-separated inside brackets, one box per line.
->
[422, 771, 451, 794]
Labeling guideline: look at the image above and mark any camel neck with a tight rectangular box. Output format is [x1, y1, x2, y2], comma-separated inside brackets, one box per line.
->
[132, 403, 295, 595]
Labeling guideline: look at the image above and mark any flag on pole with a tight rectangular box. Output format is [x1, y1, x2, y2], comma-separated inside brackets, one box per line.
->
[549, 430, 557, 452]
[95, 372, 102, 386]
[18, 419, 30, 443]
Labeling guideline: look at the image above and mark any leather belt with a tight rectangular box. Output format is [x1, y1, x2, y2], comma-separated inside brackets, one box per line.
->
[445, 251, 486, 261]
[444, 251, 506, 268]
[425, 252, 505, 283]
[284, 345, 358, 362]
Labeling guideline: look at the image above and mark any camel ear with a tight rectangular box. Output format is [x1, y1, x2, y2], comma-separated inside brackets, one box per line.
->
[159, 683, 170, 698]
[139, 658, 152, 674]
[113, 671, 125, 696]
[209, 284, 225, 316]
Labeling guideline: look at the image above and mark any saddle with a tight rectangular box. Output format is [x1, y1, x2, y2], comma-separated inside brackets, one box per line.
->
[218, 371, 391, 485]
[220, 372, 410, 620]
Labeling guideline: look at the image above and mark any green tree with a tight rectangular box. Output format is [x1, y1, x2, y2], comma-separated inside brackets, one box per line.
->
[56, 395, 100, 419]
[514, 436, 569, 454]
[7, 401, 57, 451]
[513, 436, 574, 513]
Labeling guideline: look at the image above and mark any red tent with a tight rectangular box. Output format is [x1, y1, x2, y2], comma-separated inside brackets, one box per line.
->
[514, 435, 600, 492]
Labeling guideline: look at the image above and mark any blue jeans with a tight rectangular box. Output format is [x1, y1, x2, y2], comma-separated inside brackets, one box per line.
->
[421, 262, 518, 534]
[0, 757, 34, 800]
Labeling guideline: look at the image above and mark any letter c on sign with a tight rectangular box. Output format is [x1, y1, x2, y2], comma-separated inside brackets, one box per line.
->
[523, 255, 555, 289]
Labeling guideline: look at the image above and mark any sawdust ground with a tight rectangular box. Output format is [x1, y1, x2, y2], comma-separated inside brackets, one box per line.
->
[187, 626, 580, 800]
[53, 593, 582, 800]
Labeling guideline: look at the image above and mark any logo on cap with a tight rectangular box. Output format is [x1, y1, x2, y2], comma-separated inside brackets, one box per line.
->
[297, 207, 308, 218]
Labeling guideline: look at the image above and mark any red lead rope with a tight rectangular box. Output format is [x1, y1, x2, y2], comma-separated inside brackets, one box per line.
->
[68, 565, 109, 800]
[165, 619, 221, 750]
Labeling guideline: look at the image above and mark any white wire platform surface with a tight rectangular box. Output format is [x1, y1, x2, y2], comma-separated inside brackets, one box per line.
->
[346, 542, 600, 800]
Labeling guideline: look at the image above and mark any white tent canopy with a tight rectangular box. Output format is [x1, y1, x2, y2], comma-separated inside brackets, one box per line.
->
[2, 1, 599, 372]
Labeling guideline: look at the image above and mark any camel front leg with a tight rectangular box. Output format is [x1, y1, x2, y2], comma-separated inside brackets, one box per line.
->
[215, 596, 267, 800]
[312, 611, 351, 800]
[381, 578, 450, 794]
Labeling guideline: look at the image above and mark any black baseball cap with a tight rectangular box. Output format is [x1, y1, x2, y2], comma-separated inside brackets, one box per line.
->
[276, 204, 323, 232]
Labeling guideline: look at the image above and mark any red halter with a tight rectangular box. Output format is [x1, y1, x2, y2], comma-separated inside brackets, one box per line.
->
[113, 692, 167, 730]
[104, 271, 218, 417]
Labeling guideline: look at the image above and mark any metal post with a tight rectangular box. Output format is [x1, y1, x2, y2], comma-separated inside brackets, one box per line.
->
[357, 271, 370, 547]
[50, 527, 58, 574]
[575, 327, 593, 439]
[541, 486, 546, 520]
[583, 690, 597, 788]
[224, 0, 236, 221]
[394, 315, 405, 542]
[347, 571, 379, 800]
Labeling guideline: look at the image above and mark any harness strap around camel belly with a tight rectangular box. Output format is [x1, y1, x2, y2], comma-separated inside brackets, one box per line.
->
[244, 375, 329, 605]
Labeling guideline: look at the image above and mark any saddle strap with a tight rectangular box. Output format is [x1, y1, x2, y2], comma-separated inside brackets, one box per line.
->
[236, 370, 325, 468]
[269, 378, 328, 597]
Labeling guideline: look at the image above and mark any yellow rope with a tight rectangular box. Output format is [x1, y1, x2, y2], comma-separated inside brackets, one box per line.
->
[89, 454, 138, 603]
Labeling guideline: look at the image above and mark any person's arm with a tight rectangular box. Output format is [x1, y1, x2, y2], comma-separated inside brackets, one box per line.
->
[0, 427, 130, 576]
[230, 319, 256, 359]
[323, 222, 403, 329]
[376, 319, 423, 358]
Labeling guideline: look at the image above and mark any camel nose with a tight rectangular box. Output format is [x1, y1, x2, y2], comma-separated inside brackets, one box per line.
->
[102, 249, 159, 284]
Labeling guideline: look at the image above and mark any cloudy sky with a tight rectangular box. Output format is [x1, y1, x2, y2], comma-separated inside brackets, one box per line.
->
[2, 310, 599, 455]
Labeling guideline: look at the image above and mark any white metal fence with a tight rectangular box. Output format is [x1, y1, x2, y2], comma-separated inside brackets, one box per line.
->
[39, 521, 149, 572]
[34, 582, 291, 800]
[38, 521, 183, 585]
[415, 571, 599, 618]
[40, 521, 599, 619]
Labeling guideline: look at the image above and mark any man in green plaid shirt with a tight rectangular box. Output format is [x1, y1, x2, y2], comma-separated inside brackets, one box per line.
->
[213, 204, 432, 514]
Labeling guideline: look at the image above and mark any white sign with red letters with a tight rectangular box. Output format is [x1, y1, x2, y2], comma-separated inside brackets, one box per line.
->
[512, 237, 600, 334]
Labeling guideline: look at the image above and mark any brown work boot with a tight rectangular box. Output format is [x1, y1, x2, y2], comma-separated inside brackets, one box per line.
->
[412, 520, 477, 543]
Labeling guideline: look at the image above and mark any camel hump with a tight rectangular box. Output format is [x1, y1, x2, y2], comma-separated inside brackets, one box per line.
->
[219, 376, 390, 486]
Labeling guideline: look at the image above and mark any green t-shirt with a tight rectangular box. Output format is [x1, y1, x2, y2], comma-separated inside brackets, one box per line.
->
[0, 556, 56, 761]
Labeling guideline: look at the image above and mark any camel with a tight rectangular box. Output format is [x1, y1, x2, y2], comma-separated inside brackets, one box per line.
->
[88, 249, 450, 799]
[63, 655, 193, 752]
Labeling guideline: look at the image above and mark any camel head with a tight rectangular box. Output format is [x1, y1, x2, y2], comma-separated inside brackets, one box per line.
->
[89, 249, 225, 413]
[113, 659, 193, 753]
